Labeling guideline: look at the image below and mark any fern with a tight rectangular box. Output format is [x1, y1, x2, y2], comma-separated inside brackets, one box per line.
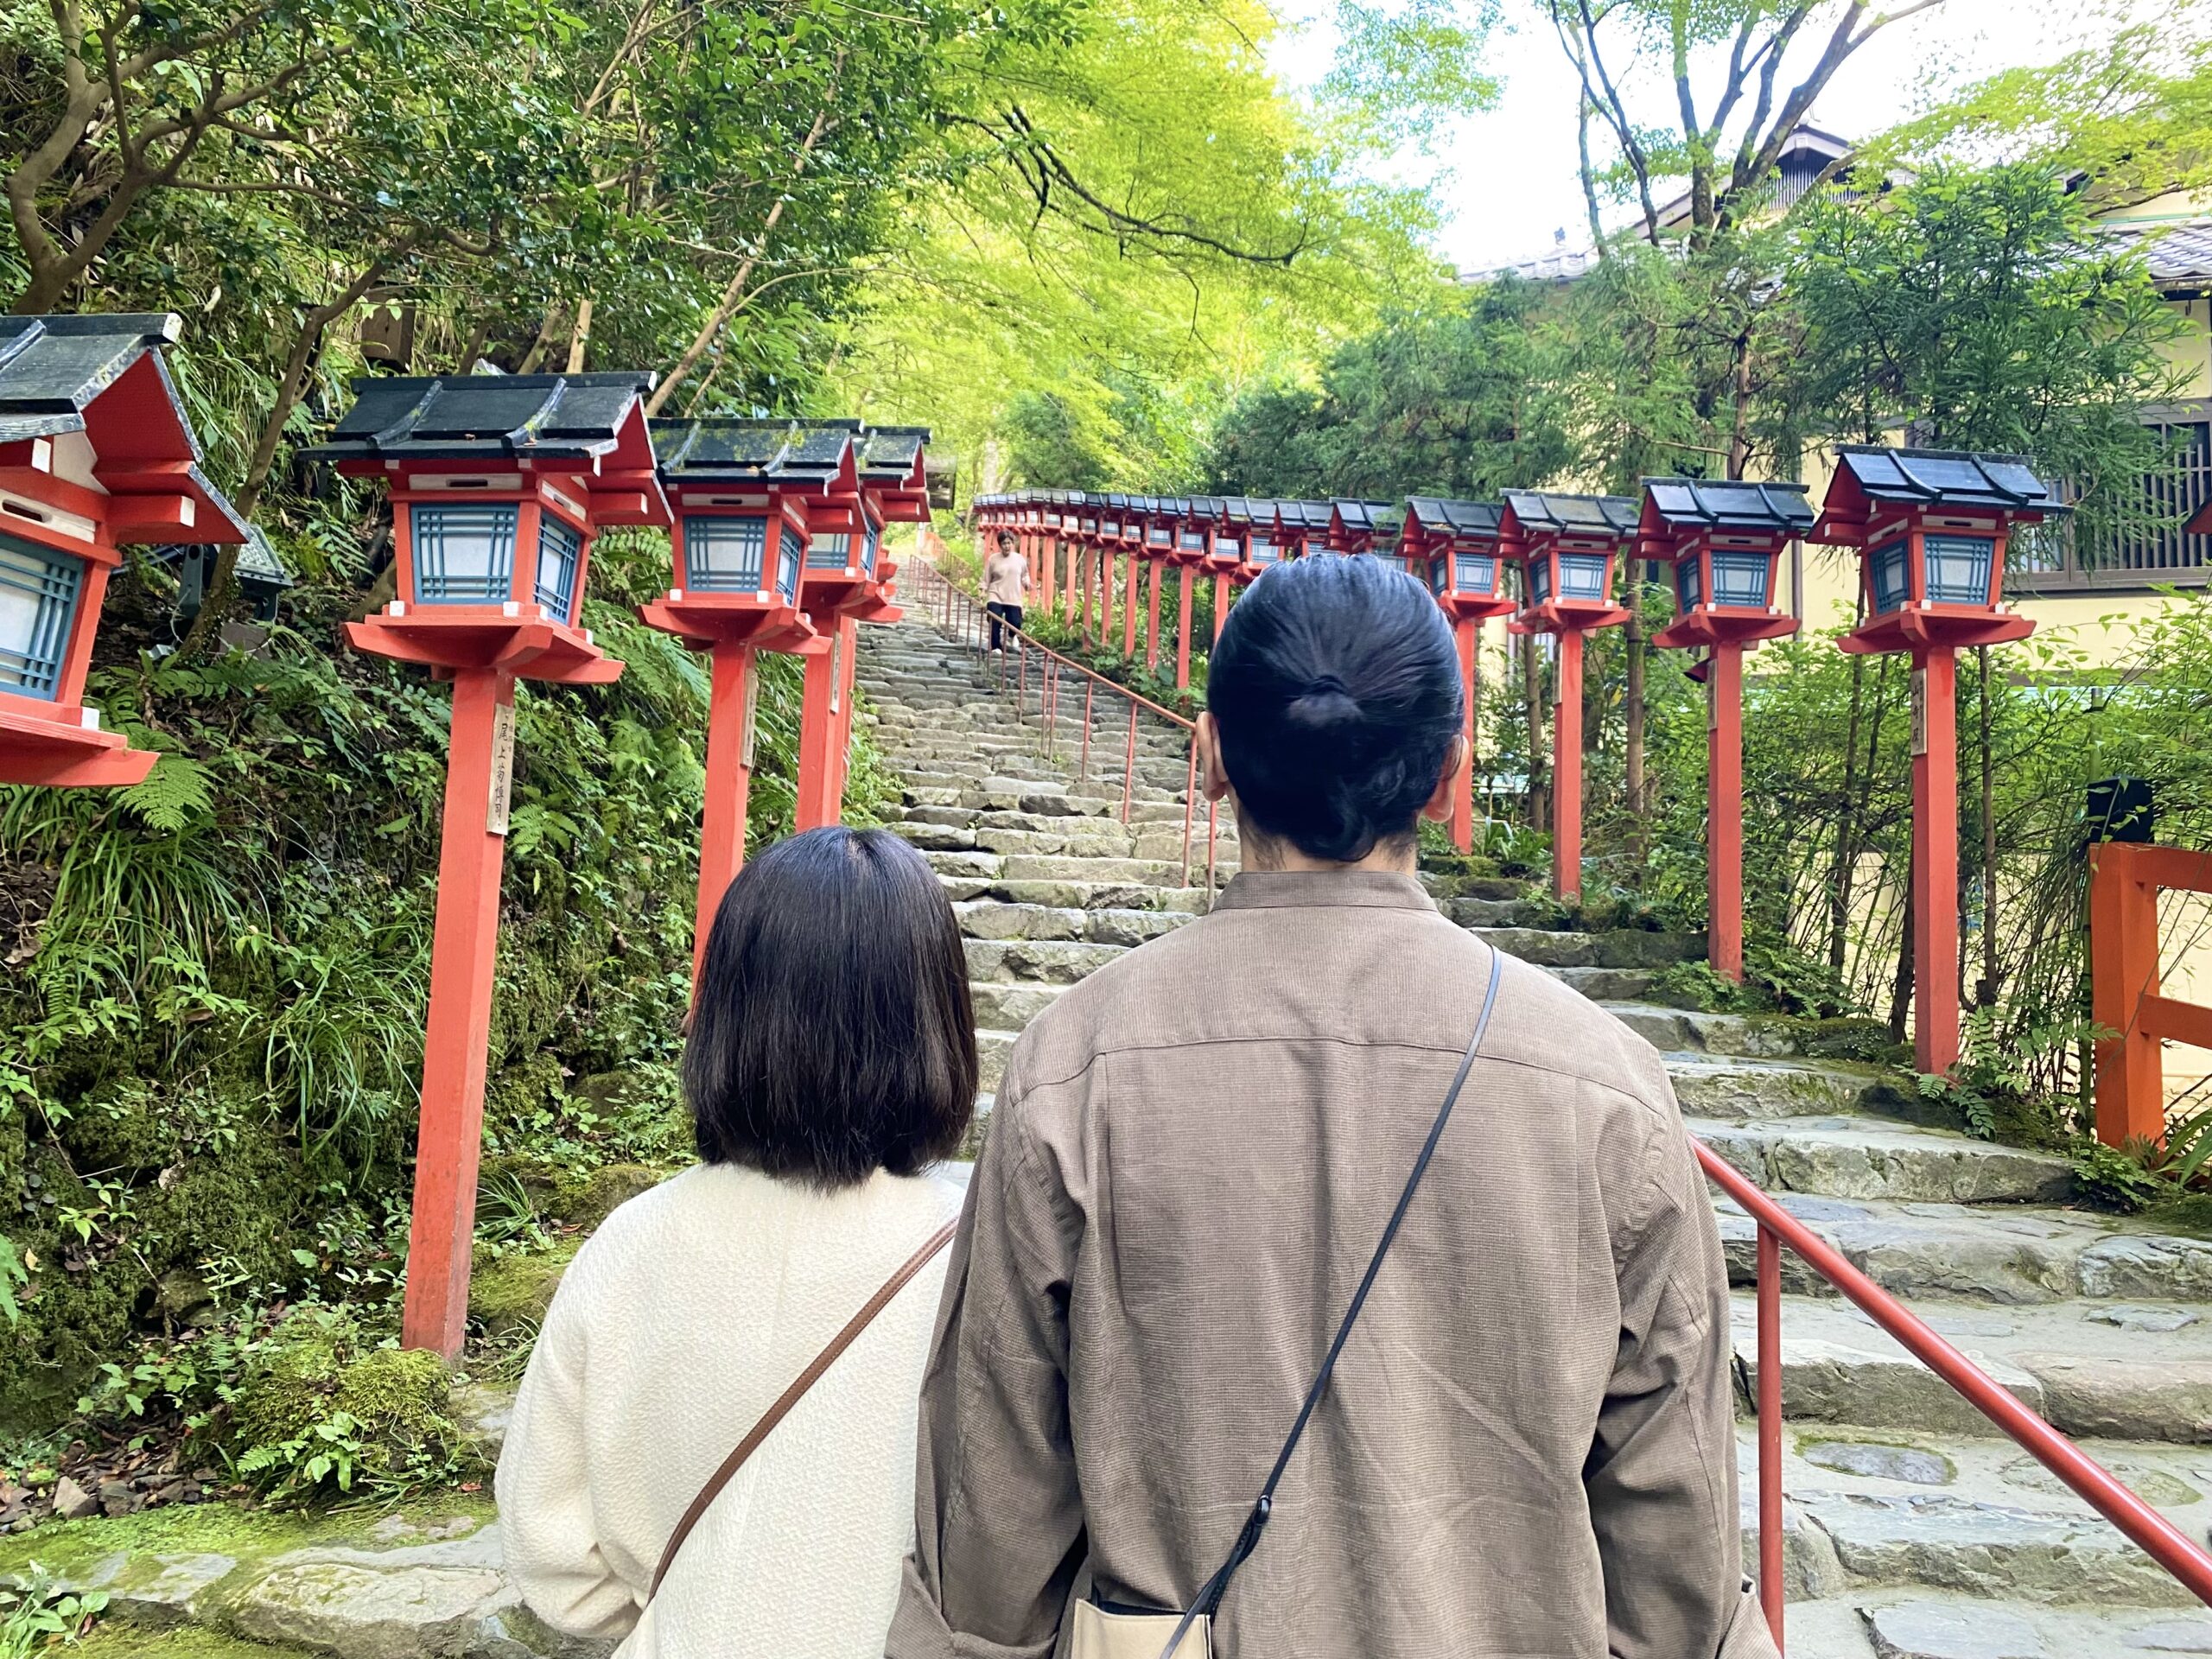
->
[119, 753, 216, 833]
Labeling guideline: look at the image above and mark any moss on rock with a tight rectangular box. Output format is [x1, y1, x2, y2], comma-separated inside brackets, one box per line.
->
[467, 1240, 579, 1341]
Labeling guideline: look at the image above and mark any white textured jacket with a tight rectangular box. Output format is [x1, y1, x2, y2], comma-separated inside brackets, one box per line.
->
[499, 1161, 965, 1659]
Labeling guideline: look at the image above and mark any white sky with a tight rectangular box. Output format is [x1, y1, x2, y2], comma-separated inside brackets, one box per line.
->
[1268, 0, 2109, 272]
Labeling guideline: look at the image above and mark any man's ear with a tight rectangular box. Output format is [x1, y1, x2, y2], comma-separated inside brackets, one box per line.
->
[1196, 712, 1233, 804]
[1418, 734, 1469, 823]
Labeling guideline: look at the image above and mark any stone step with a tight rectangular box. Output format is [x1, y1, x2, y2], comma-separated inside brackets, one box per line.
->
[1441, 896, 1560, 929]
[963, 938, 1131, 985]
[1694, 1116, 2076, 1205]
[990, 880, 1213, 912]
[1477, 925, 1707, 969]
[953, 900, 1193, 947]
[1001, 853, 1191, 887]
[1542, 964, 1665, 1001]
[1667, 1054, 1895, 1121]
[972, 980, 1065, 1030]
[1730, 1294, 2212, 1444]
[1783, 1592, 2212, 1659]
[1603, 1001, 1804, 1058]
[1714, 1194, 2212, 1309]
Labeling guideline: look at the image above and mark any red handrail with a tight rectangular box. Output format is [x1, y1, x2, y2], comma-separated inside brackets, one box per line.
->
[1701, 1141, 2212, 1647]
[906, 554, 1220, 898]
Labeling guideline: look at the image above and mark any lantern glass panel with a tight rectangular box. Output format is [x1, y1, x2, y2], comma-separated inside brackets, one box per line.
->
[1924, 534, 1995, 605]
[1710, 550, 1769, 607]
[774, 523, 801, 601]
[0, 533, 82, 701]
[1871, 536, 1910, 614]
[862, 523, 880, 576]
[535, 513, 582, 620]
[806, 530, 852, 570]
[1082, 516, 1099, 533]
[1217, 537, 1242, 560]
[1559, 552, 1609, 600]
[1148, 524, 1170, 545]
[684, 515, 768, 592]
[1249, 537, 1278, 566]
[1674, 558, 1702, 611]
[411, 502, 518, 603]
[1529, 557, 1553, 604]
[1425, 554, 1447, 594]
[1455, 552, 1497, 594]
[1180, 530, 1206, 551]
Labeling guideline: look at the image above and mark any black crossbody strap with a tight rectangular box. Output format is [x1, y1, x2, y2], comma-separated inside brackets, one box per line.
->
[1156, 949, 1506, 1658]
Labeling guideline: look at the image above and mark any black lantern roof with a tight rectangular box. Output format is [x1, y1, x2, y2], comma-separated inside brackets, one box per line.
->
[1642, 478, 1814, 532]
[1502, 490, 1639, 537]
[156, 524, 293, 591]
[1153, 496, 1190, 516]
[1405, 497, 1503, 541]
[1277, 500, 1333, 532]
[1104, 492, 1129, 510]
[320, 372, 657, 462]
[649, 416, 861, 486]
[856, 424, 929, 480]
[1330, 499, 1405, 537]
[0, 312, 251, 540]
[1829, 446, 2061, 512]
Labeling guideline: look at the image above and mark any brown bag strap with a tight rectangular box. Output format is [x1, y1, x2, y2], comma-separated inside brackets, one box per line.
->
[649, 1217, 959, 1599]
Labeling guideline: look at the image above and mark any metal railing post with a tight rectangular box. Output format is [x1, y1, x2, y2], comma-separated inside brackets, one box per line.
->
[1181, 747, 1197, 889]
[1757, 1226, 1784, 1649]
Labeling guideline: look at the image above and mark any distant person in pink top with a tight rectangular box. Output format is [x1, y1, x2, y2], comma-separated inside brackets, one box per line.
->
[982, 532, 1030, 653]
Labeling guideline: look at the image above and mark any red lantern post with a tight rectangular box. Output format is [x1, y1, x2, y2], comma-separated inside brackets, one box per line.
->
[1165, 496, 1211, 689]
[1810, 447, 2060, 1074]
[1402, 498, 1516, 855]
[0, 315, 251, 786]
[789, 423, 918, 830]
[1499, 491, 1637, 903]
[1639, 480, 1814, 980]
[640, 418, 836, 975]
[317, 371, 670, 1358]
[1135, 496, 1171, 669]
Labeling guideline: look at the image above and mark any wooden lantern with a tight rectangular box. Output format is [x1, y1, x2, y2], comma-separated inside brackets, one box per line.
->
[1639, 478, 1815, 981]
[1810, 446, 2062, 1074]
[0, 314, 251, 786]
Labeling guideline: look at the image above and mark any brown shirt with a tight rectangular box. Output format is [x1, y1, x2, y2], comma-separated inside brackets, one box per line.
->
[985, 551, 1029, 605]
[889, 871, 1771, 1659]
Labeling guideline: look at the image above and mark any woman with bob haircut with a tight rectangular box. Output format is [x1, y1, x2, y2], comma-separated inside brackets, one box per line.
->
[500, 825, 977, 1659]
[893, 554, 1771, 1659]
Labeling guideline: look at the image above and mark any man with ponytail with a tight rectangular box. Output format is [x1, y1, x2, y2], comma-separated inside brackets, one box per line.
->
[891, 555, 1773, 1659]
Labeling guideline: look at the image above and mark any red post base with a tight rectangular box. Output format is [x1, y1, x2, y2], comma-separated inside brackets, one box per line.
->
[1552, 630, 1584, 902]
[1708, 640, 1745, 981]
[1452, 617, 1478, 854]
[401, 666, 516, 1358]
[1912, 645, 1960, 1075]
[694, 641, 756, 978]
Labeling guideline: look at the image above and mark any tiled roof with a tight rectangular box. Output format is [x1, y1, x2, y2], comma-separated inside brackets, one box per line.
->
[1459, 245, 1602, 286]
[856, 424, 929, 479]
[1642, 478, 1815, 531]
[651, 416, 855, 484]
[1831, 447, 2060, 512]
[317, 373, 655, 462]
[2098, 217, 2212, 290]
[0, 314, 181, 442]
[1405, 497, 1503, 540]
[1330, 499, 1405, 536]
[1502, 490, 1640, 536]
[0, 312, 250, 541]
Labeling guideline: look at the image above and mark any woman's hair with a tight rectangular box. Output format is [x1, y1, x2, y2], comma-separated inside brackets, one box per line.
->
[684, 827, 977, 1187]
[1207, 553, 1463, 864]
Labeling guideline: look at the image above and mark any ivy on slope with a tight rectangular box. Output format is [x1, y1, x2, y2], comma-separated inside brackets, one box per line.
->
[0, 525, 893, 1428]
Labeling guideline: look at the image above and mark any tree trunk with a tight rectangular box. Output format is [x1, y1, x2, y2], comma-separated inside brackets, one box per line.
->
[647, 97, 836, 416]
[174, 255, 396, 661]
[565, 298, 594, 373]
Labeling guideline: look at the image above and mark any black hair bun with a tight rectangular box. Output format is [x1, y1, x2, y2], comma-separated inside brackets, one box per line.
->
[1206, 553, 1462, 864]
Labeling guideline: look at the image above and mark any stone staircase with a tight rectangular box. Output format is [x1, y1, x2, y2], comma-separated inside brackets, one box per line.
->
[861, 610, 2212, 1659]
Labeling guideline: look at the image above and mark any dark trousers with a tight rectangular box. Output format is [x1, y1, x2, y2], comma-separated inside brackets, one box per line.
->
[987, 601, 1023, 650]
